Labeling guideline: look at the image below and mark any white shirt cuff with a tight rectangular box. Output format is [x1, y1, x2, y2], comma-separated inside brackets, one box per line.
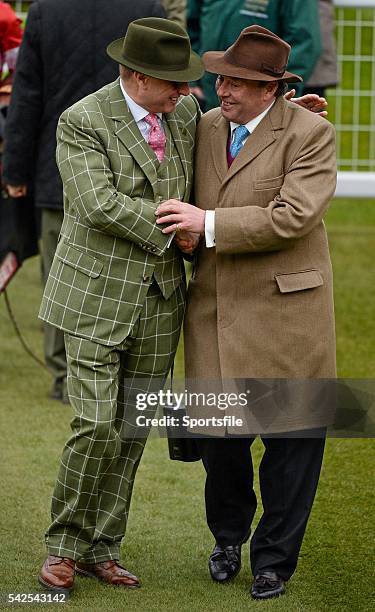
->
[205, 210, 216, 247]
[166, 231, 176, 248]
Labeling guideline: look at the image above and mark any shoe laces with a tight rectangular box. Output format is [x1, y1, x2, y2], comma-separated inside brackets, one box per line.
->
[256, 573, 279, 587]
[225, 548, 239, 564]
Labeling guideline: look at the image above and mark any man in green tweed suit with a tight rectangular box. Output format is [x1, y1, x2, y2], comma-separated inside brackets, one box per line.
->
[38, 18, 203, 593]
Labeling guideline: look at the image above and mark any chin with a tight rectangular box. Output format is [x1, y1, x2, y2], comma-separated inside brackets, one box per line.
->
[221, 107, 235, 121]
[165, 101, 178, 113]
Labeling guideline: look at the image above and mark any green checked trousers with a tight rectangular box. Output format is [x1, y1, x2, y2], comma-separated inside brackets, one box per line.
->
[45, 281, 185, 562]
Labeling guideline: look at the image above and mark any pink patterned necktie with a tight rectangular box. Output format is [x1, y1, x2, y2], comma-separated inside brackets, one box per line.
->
[144, 113, 166, 162]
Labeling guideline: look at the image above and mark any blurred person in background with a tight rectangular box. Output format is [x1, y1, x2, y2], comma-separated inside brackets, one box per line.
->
[187, 0, 321, 110]
[304, 0, 339, 97]
[0, 3, 28, 283]
[2, 0, 166, 404]
[0, 0, 23, 94]
[161, 0, 187, 27]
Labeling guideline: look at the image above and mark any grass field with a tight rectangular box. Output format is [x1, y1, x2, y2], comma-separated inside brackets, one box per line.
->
[0, 198, 374, 611]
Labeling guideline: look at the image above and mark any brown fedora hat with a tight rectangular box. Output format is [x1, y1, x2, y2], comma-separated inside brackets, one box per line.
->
[107, 17, 204, 82]
[203, 25, 302, 83]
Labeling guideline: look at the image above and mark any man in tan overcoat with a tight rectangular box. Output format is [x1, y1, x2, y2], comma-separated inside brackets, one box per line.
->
[156, 25, 337, 600]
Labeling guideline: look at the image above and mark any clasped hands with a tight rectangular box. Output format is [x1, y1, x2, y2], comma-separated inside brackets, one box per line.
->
[155, 200, 205, 254]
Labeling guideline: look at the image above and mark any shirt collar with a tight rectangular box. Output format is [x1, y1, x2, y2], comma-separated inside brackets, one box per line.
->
[120, 79, 162, 123]
[230, 100, 275, 136]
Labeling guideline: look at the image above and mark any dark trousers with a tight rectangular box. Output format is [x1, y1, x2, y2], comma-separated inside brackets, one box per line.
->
[197, 434, 325, 581]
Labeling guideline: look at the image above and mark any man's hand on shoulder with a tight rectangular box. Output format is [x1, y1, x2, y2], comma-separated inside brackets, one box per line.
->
[285, 88, 328, 118]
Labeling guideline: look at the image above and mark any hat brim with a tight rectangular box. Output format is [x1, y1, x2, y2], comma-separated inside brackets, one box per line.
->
[203, 51, 302, 83]
[107, 38, 205, 82]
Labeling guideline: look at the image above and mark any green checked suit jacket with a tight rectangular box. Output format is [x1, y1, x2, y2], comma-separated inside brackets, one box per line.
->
[39, 79, 200, 346]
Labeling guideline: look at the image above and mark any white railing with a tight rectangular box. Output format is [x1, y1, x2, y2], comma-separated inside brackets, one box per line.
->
[333, 0, 375, 196]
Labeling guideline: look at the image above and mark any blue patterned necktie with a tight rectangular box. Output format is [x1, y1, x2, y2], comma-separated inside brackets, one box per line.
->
[230, 124, 249, 158]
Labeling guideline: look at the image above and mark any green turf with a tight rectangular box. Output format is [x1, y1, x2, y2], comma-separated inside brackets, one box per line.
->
[0, 198, 374, 611]
[325, 198, 375, 377]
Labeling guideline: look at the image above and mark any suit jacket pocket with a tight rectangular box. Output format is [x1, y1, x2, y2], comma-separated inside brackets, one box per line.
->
[254, 174, 284, 190]
[275, 269, 323, 293]
[56, 241, 103, 278]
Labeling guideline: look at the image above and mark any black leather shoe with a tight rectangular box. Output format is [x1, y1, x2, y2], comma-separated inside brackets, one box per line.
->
[208, 544, 241, 583]
[250, 571, 285, 599]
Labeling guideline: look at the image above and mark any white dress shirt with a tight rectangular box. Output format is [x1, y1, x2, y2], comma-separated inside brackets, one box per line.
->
[205, 100, 275, 248]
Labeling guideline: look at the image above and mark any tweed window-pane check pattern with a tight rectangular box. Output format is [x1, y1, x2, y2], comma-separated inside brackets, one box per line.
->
[39, 79, 200, 346]
[46, 282, 185, 562]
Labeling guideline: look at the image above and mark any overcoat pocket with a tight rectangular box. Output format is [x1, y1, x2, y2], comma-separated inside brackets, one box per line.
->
[275, 269, 323, 293]
[254, 174, 284, 190]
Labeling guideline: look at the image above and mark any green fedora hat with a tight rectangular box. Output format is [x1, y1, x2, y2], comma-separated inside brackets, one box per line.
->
[107, 17, 204, 82]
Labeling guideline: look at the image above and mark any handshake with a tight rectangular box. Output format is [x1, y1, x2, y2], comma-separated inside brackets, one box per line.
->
[155, 199, 205, 254]
[173, 229, 200, 255]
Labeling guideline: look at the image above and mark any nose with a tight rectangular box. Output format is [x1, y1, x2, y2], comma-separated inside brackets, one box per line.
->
[216, 80, 227, 98]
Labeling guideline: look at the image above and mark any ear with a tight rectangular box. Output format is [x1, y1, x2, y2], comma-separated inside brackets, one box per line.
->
[263, 81, 278, 100]
[133, 71, 149, 88]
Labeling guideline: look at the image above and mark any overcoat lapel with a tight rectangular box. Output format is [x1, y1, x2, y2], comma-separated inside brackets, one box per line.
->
[210, 114, 230, 182]
[108, 80, 159, 194]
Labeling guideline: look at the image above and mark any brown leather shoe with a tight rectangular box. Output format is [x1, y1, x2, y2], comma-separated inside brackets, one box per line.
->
[38, 556, 75, 592]
[76, 560, 140, 588]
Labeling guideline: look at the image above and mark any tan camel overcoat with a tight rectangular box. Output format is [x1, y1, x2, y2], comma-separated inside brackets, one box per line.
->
[184, 96, 337, 435]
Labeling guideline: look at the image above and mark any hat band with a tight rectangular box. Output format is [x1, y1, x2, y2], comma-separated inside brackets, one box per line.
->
[261, 63, 287, 77]
[123, 52, 189, 72]
[224, 49, 287, 78]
